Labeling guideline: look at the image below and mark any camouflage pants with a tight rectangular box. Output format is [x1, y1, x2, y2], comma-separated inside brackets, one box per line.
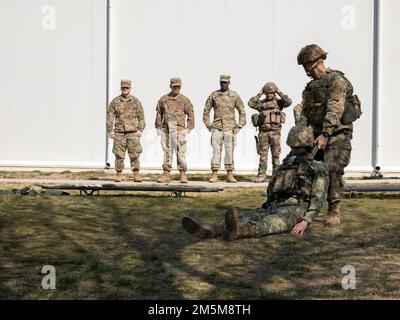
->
[113, 132, 143, 171]
[161, 129, 187, 171]
[211, 129, 236, 171]
[323, 132, 352, 204]
[257, 130, 281, 176]
[218, 206, 304, 238]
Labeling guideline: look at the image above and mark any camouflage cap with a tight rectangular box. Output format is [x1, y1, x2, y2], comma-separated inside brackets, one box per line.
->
[170, 78, 182, 87]
[220, 75, 231, 82]
[297, 44, 328, 65]
[286, 125, 314, 148]
[121, 79, 132, 88]
[263, 82, 278, 94]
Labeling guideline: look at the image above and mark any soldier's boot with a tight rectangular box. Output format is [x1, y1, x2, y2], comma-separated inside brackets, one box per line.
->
[325, 201, 341, 226]
[209, 170, 219, 183]
[133, 170, 142, 183]
[182, 217, 224, 239]
[224, 207, 253, 241]
[180, 171, 188, 184]
[255, 173, 267, 183]
[157, 170, 171, 183]
[226, 170, 238, 184]
[115, 171, 123, 183]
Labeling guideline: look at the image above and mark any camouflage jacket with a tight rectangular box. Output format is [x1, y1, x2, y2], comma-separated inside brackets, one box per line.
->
[203, 90, 246, 131]
[155, 93, 195, 132]
[248, 91, 292, 131]
[266, 153, 329, 224]
[107, 95, 146, 133]
[299, 68, 354, 137]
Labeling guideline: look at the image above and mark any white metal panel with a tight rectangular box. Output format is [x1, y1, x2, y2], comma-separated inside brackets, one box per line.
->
[112, 0, 374, 171]
[0, 0, 107, 167]
[379, 0, 400, 171]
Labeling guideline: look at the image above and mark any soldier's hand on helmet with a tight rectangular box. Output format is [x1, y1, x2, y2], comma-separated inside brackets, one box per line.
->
[291, 220, 309, 236]
[136, 130, 143, 138]
[314, 135, 328, 150]
[233, 126, 241, 135]
[156, 129, 163, 136]
[109, 131, 116, 139]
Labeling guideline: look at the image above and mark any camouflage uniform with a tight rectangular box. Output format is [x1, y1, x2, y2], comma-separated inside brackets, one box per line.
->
[203, 76, 246, 172]
[293, 103, 303, 124]
[249, 89, 292, 177]
[297, 44, 361, 225]
[182, 125, 329, 240]
[155, 90, 195, 172]
[107, 89, 146, 172]
[221, 154, 328, 237]
[298, 69, 354, 215]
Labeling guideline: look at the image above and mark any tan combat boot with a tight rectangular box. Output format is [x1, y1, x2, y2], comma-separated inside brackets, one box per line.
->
[115, 171, 123, 182]
[157, 170, 171, 183]
[180, 171, 188, 184]
[133, 170, 142, 183]
[255, 173, 267, 183]
[226, 170, 238, 183]
[223, 207, 253, 241]
[223, 207, 240, 241]
[182, 217, 224, 239]
[209, 170, 218, 183]
[325, 202, 341, 226]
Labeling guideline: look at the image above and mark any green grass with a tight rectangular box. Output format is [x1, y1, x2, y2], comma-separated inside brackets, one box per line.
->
[0, 187, 400, 300]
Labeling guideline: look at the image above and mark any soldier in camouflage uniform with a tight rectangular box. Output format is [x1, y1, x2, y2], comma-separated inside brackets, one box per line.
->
[107, 80, 146, 182]
[249, 82, 292, 183]
[297, 44, 361, 226]
[155, 78, 195, 184]
[203, 75, 246, 183]
[182, 125, 329, 240]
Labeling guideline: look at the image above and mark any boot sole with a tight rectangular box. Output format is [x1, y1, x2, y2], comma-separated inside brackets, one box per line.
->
[182, 217, 212, 238]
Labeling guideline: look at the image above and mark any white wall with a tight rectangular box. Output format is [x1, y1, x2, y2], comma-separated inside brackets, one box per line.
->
[111, 0, 374, 171]
[0, 0, 107, 167]
[1, 0, 397, 172]
[379, 0, 400, 171]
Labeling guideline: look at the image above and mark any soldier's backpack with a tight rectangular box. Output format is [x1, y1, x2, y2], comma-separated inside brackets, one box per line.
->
[331, 70, 362, 125]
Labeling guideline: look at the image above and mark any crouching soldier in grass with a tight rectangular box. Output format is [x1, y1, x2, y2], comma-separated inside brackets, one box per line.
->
[182, 125, 329, 240]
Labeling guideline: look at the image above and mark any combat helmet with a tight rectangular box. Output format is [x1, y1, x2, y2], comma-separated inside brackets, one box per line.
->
[263, 82, 278, 94]
[286, 125, 314, 148]
[297, 44, 328, 65]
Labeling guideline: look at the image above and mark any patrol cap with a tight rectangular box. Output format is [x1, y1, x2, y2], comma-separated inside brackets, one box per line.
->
[121, 79, 132, 88]
[220, 75, 231, 83]
[170, 78, 182, 87]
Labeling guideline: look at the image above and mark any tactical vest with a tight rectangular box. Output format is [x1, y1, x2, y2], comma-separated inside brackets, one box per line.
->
[303, 70, 361, 128]
[253, 100, 286, 130]
[268, 154, 315, 202]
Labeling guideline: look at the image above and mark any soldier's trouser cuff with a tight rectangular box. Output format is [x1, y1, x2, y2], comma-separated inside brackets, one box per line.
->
[115, 159, 125, 171]
[225, 165, 234, 171]
[162, 164, 172, 171]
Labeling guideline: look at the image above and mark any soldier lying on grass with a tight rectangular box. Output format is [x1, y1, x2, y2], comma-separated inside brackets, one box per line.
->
[182, 125, 329, 240]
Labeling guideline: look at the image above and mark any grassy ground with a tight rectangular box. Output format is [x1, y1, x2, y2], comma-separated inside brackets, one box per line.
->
[1, 186, 400, 300]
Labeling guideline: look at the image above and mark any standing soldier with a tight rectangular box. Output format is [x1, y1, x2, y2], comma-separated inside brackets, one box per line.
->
[155, 78, 195, 184]
[297, 44, 362, 226]
[107, 80, 146, 183]
[203, 75, 246, 183]
[249, 82, 292, 183]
